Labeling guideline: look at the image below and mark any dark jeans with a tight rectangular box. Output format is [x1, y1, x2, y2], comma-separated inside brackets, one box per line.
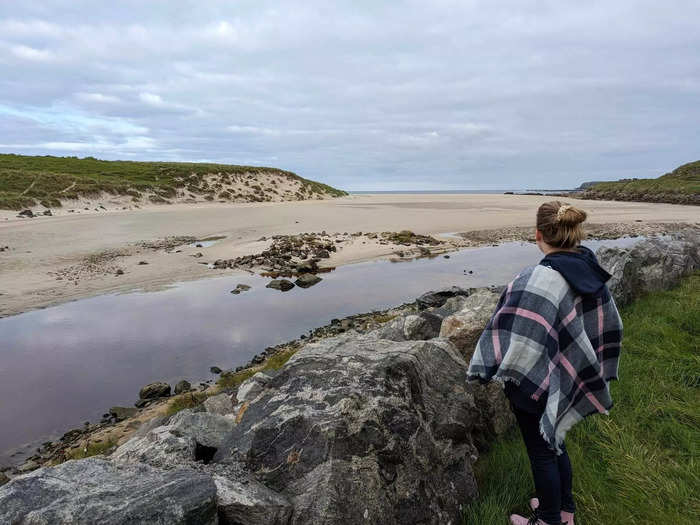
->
[512, 405, 576, 525]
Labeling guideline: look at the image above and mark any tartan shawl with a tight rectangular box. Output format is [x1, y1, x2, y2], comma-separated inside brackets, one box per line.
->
[467, 263, 623, 453]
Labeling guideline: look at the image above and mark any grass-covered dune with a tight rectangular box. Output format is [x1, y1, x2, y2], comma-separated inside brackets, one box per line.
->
[0, 153, 347, 210]
[576, 160, 700, 205]
[463, 272, 700, 525]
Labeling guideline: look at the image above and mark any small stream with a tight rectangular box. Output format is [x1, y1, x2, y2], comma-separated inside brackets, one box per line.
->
[0, 236, 643, 465]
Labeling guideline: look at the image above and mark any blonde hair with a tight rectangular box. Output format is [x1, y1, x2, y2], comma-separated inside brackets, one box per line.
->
[536, 200, 587, 249]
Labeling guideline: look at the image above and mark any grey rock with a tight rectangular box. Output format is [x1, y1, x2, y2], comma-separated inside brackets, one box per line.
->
[0, 458, 217, 524]
[114, 409, 237, 467]
[374, 311, 443, 341]
[295, 261, 318, 273]
[18, 209, 34, 218]
[266, 279, 295, 292]
[428, 295, 470, 319]
[236, 372, 271, 403]
[139, 381, 171, 399]
[108, 406, 138, 421]
[214, 475, 292, 525]
[233, 283, 252, 293]
[174, 379, 191, 394]
[294, 273, 322, 288]
[416, 286, 470, 309]
[597, 229, 700, 306]
[215, 336, 482, 525]
[204, 393, 235, 416]
[439, 289, 501, 361]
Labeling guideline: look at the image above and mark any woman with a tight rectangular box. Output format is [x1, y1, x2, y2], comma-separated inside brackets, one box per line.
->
[467, 201, 623, 525]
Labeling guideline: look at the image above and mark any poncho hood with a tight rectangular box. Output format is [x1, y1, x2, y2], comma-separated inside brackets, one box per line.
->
[540, 245, 611, 296]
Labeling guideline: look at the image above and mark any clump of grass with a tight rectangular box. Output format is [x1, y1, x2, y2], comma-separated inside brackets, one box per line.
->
[217, 348, 298, 389]
[463, 273, 700, 525]
[166, 391, 209, 416]
[67, 438, 117, 460]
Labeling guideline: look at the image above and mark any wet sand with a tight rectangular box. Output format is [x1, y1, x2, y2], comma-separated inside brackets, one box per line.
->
[1, 193, 697, 317]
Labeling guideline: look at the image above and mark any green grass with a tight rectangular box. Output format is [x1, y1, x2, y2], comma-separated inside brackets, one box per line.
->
[67, 438, 117, 460]
[463, 273, 700, 525]
[581, 160, 700, 204]
[0, 153, 347, 209]
[217, 347, 298, 389]
[166, 391, 209, 416]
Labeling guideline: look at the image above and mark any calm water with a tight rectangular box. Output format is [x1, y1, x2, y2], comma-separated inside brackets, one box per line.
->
[0, 237, 641, 465]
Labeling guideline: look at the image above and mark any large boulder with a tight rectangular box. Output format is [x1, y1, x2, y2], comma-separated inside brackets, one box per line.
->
[0, 458, 217, 524]
[113, 410, 237, 467]
[416, 286, 470, 309]
[597, 229, 700, 306]
[214, 475, 292, 525]
[204, 392, 235, 416]
[374, 311, 443, 341]
[439, 289, 500, 361]
[139, 381, 171, 399]
[215, 335, 482, 525]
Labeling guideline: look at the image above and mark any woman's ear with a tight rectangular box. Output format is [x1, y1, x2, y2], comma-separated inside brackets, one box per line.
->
[535, 229, 542, 242]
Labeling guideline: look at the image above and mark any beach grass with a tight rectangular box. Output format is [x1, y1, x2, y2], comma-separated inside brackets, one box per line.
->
[0, 153, 347, 209]
[462, 272, 700, 525]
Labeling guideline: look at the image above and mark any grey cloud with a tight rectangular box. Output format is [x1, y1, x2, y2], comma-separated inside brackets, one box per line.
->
[0, 1, 698, 189]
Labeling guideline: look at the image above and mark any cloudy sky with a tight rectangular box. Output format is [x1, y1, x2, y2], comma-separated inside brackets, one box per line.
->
[1, 1, 698, 190]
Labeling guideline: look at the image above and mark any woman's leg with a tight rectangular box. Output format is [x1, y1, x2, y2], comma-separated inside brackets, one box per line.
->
[557, 443, 575, 520]
[512, 406, 562, 525]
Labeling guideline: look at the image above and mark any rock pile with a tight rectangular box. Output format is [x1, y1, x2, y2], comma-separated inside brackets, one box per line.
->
[597, 228, 700, 306]
[213, 233, 337, 276]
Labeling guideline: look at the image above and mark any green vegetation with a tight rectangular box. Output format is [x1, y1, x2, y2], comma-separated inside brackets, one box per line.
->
[0, 153, 347, 209]
[579, 160, 700, 205]
[463, 273, 700, 525]
[217, 348, 298, 389]
[67, 438, 117, 460]
[166, 391, 209, 416]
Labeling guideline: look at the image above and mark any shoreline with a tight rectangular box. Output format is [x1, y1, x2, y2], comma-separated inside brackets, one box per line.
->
[1, 193, 698, 318]
[1, 220, 695, 319]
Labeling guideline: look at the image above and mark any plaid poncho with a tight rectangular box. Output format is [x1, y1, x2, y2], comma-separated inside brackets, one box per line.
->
[467, 263, 623, 453]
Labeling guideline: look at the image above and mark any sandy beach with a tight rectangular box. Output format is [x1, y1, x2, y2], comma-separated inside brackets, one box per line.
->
[1, 193, 697, 317]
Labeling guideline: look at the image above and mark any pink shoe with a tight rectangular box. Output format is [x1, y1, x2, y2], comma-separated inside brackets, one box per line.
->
[530, 498, 575, 525]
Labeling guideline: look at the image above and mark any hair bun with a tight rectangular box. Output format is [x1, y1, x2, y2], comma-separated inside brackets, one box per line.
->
[557, 204, 587, 226]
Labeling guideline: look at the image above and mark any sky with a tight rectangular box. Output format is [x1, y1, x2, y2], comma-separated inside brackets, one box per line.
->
[0, 1, 698, 191]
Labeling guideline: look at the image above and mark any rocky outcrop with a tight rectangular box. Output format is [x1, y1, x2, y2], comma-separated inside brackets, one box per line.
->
[598, 229, 700, 306]
[0, 458, 218, 524]
[216, 336, 482, 525]
[439, 289, 500, 361]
